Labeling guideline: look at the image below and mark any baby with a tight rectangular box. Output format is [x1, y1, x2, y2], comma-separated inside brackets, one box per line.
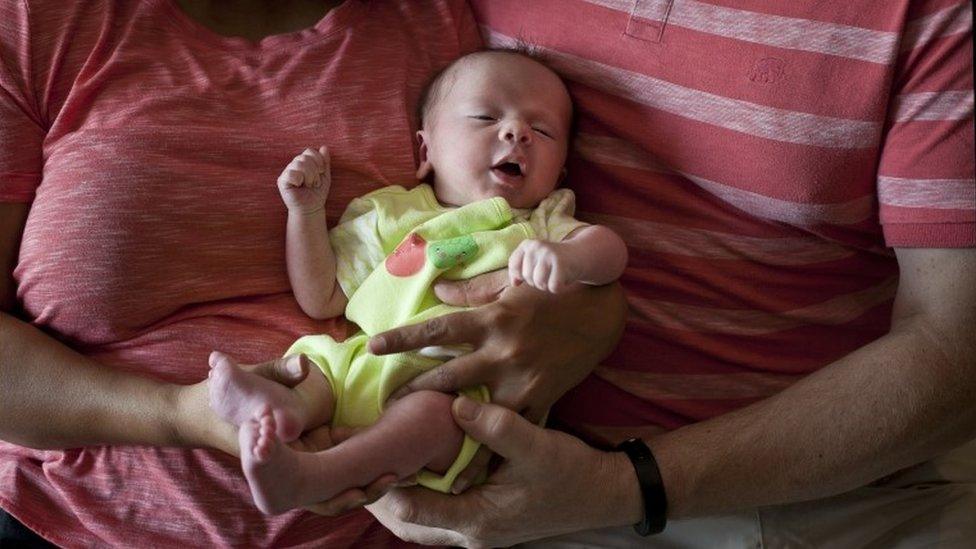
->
[208, 50, 628, 515]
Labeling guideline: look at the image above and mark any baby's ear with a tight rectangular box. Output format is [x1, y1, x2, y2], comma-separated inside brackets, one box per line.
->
[415, 131, 434, 181]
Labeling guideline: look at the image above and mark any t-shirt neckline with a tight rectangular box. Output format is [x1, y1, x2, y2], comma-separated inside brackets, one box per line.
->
[156, 0, 368, 52]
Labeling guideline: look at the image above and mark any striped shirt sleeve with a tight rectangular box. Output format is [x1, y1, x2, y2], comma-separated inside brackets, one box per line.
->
[0, 0, 45, 203]
[877, 0, 975, 247]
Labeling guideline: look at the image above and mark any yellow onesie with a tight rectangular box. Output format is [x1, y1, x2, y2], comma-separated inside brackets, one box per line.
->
[286, 183, 586, 492]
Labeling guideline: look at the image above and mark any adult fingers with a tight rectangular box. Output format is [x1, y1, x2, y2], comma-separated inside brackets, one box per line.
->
[452, 396, 539, 460]
[368, 309, 484, 355]
[433, 269, 509, 306]
[375, 487, 473, 534]
[304, 473, 398, 516]
[450, 445, 492, 494]
[232, 352, 309, 387]
[388, 351, 488, 401]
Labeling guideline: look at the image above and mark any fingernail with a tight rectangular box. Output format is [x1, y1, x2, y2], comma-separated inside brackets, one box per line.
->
[287, 355, 305, 377]
[451, 479, 470, 494]
[368, 337, 383, 354]
[454, 396, 479, 421]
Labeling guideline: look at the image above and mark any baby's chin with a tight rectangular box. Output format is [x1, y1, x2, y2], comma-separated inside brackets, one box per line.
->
[432, 179, 552, 209]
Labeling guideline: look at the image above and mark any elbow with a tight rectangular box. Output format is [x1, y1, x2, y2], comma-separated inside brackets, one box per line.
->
[298, 292, 347, 320]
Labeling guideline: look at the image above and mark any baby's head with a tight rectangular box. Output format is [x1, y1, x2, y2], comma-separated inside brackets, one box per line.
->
[415, 49, 573, 209]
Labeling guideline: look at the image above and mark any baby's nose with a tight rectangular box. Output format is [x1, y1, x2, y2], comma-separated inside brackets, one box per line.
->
[500, 121, 532, 145]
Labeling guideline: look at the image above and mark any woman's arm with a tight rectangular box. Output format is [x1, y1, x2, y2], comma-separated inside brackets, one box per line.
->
[0, 204, 229, 451]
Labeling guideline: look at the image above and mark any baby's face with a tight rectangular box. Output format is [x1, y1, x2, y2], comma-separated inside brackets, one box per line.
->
[416, 53, 572, 209]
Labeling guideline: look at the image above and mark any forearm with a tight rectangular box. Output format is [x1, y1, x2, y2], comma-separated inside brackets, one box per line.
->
[0, 311, 187, 449]
[651, 315, 976, 519]
[286, 209, 345, 319]
[563, 225, 628, 286]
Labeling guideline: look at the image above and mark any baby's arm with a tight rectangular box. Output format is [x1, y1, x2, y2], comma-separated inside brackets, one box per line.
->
[278, 147, 347, 319]
[509, 225, 628, 293]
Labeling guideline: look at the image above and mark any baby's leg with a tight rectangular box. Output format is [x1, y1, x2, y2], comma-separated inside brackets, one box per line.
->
[240, 390, 464, 515]
[209, 352, 333, 441]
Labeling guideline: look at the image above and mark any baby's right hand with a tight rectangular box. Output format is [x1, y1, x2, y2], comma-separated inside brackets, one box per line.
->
[277, 146, 331, 215]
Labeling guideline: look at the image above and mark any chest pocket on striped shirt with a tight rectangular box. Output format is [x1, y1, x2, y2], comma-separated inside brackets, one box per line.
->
[624, 0, 675, 43]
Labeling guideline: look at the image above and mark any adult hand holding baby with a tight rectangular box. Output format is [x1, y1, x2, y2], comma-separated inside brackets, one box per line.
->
[374, 278, 625, 420]
[368, 396, 640, 547]
[370, 274, 627, 491]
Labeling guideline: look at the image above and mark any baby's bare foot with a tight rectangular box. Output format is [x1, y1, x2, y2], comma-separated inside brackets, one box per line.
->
[240, 409, 309, 515]
[208, 351, 305, 441]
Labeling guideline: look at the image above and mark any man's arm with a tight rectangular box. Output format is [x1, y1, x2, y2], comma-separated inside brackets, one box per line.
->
[369, 247, 976, 546]
[654, 247, 976, 517]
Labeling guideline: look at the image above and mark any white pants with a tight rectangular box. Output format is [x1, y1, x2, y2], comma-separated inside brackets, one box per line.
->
[523, 440, 976, 548]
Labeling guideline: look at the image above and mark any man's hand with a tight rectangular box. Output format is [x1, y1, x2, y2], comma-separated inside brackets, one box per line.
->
[508, 239, 583, 294]
[368, 397, 640, 547]
[372, 276, 625, 420]
[293, 423, 407, 516]
[370, 272, 626, 491]
[277, 146, 331, 215]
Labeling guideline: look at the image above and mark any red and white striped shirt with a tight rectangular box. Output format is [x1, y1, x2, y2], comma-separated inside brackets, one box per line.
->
[470, 0, 975, 441]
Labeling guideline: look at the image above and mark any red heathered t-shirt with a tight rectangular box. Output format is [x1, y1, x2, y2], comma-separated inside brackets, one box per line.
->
[0, 0, 480, 546]
[471, 0, 975, 442]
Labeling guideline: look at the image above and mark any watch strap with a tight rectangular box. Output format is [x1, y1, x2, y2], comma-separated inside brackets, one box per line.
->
[617, 437, 667, 535]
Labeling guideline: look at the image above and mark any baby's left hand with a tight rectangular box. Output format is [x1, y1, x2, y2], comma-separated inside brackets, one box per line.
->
[508, 239, 580, 294]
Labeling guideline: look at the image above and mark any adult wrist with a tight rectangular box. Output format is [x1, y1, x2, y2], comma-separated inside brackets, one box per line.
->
[606, 449, 646, 527]
[616, 438, 668, 535]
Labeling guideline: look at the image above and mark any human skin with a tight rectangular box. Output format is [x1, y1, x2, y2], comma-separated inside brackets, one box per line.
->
[0, 49, 629, 527]
[415, 52, 573, 210]
[210, 52, 629, 512]
[237, 388, 465, 515]
[364, 247, 976, 547]
[0, 0, 396, 516]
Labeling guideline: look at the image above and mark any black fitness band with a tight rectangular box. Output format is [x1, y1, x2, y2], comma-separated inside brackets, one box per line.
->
[616, 437, 667, 535]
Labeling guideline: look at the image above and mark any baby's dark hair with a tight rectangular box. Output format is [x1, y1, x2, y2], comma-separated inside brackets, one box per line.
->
[416, 45, 576, 134]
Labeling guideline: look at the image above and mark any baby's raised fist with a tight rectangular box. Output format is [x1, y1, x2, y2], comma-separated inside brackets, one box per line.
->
[507, 239, 580, 294]
[277, 146, 332, 214]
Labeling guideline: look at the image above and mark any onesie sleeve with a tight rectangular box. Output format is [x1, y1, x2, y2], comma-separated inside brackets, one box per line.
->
[330, 185, 442, 297]
[528, 188, 590, 242]
[330, 195, 387, 298]
[0, 1, 46, 203]
[876, 0, 974, 247]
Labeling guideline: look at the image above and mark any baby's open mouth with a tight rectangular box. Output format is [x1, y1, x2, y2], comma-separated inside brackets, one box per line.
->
[492, 161, 523, 177]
